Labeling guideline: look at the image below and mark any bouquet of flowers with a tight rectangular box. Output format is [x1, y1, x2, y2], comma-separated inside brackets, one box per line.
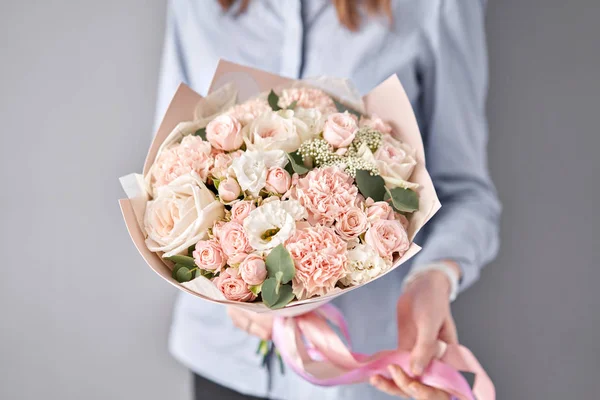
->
[120, 62, 495, 398]
[120, 60, 440, 316]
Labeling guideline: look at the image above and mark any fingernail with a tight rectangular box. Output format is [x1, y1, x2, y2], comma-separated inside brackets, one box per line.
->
[411, 361, 424, 376]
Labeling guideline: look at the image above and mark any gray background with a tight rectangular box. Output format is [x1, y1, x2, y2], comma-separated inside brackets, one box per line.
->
[0, 1, 598, 399]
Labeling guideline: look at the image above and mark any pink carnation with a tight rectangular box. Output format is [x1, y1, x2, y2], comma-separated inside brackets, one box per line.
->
[286, 225, 348, 300]
[229, 200, 256, 223]
[290, 166, 358, 226]
[213, 268, 256, 302]
[226, 98, 271, 125]
[278, 87, 337, 114]
[152, 136, 213, 187]
[365, 219, 410, 259]
[214, 221, 252, 264]
[193, 239, 226, 272]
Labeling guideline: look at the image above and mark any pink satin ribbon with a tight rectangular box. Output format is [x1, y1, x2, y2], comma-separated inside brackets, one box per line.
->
[272, 304, 495, 400]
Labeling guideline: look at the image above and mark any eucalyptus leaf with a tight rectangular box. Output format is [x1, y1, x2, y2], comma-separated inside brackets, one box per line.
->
[165, 255, 196, 268]
[261, 277, 281, 308]
[187, 244, 196, 257]
[268, 90, 282, 111]
[172, 264, 194, 283]
[286, 151, 309, 175]
[194, 127, 207, 140]
[355, 170, 386, 202]
[384, 187, 419, 213]
[195, 269, 215, 279]
[265, 244, 295, 284]
[333, 98, 362, 118]
[269, 284, 295, 310]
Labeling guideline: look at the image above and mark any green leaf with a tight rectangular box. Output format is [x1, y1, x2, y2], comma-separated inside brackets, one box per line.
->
[249, 284, 262, 296]
[286, 151, 309, 175]
[265, 244, 295, 284]
[333, 98, 362, 118]
[261, 277, 281, 308]
[287, 100, 298, 110]
[268, 90, 282, 111]
[213, 177, 221, 190]
[195, 269, 215, 280]
[172, 264, 194, 282]
[384, 187, 419, 213]
[193, 127, 207, 140]
[165, 255, 196, 268]
[269, 284, 295, 310]
[355, 169, 386, 202]
[187, 244, 196, 257]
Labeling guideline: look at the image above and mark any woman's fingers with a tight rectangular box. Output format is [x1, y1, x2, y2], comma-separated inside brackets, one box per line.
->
[438, 316, 459, 345]
[370, 374, 410, 397]
[227, 307, 272, 340]
[405, 381, 452, 400]
[410, 322, 439, 375]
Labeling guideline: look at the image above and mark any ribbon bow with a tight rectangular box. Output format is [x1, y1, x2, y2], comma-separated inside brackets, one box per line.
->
[271, 304, 495, 400]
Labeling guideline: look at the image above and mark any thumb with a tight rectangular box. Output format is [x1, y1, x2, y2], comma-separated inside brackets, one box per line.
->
[410, 322, 439, 376]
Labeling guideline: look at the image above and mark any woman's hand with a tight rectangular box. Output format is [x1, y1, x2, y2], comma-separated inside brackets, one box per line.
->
[227, 307, 274, 340]
[370, 265, 460, 399]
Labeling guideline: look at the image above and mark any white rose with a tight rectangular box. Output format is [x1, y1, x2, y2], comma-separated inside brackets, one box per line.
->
[244, 110, 305, 152]
[340, 243, 391, 286]
[243, 199, 307, 251]
[293, 107, 325, 141]
[230, 150, 288, 197]
[374, 135, 419, 190]
[144, 172, 225, 257]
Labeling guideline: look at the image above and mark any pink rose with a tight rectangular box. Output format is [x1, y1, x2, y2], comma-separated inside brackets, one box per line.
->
[374, 135, 419, 190]
[206, 115, 243, 151]
[365, 219, 410, 258]
[323, 112, 358, 148]
[365, 198, 395, 222]
[210, 150, 243, 180]
[264, 167, 291, 194]
[239, 254, 267, 286]
[214, 221, 252, 264]
[151, 135, 213, 187]
[278, 87, 337, 114]
[286, 225, 348, 300]
[334, 207, 369, 241]
[396, 213, 410, 231]
[218, 177, 241, 202]
[290, 166, 358, 226]
[193, 239, 226, 272]
[213, 268, 256, 302]
[230, 200, 256, 223]
[359, 114, 393, 134]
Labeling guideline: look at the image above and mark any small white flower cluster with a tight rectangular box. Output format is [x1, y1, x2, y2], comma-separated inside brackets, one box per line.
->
[298, 137, 379, 177]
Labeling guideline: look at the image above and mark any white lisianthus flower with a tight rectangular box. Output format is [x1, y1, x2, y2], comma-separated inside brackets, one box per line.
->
[340, 243, 392, 286]
[144, 172, 225, 257]
[244, 110, 309, 152]
[243, 199, 307, 251]
[230, 150, 287, 196]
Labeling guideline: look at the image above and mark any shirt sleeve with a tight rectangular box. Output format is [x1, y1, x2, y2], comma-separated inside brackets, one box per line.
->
[153, 0, 189, 132]
[411, 0, 501, 293]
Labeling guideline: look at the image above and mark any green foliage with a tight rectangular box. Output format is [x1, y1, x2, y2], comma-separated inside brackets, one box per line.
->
[194, 127, 207, 140]
[165, 255, 196, 268]
[268, 90, 282, 111]
[285, 151, 310, 175]
[384, 187, 419, 213]
[354, 169, 386, 202]
[333, 98, 361, 118]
